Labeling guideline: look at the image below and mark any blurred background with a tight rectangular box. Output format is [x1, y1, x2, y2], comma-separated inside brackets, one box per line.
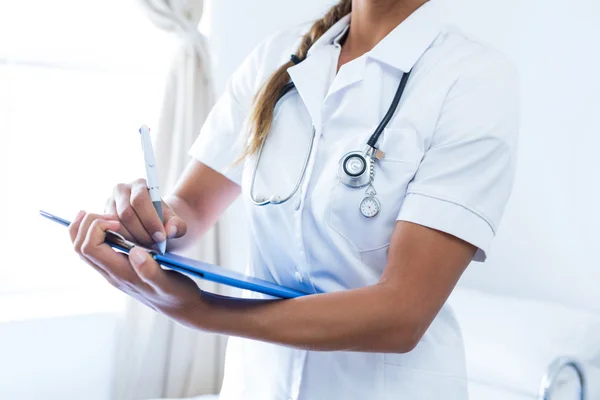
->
[0, 0, 598, 399]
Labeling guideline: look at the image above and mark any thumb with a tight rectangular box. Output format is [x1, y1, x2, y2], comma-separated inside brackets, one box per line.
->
[162, 201, 187, 239]
[129, 247, 169, 292]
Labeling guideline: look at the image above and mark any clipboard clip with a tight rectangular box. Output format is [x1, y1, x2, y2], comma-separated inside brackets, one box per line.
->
[105, 230, 158, 255]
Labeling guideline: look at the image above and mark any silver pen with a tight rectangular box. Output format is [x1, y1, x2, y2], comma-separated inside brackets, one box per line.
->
[139, 125, 166, 254]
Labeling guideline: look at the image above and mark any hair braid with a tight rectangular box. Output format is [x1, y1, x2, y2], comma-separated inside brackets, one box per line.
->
[238, 0, 352, 162]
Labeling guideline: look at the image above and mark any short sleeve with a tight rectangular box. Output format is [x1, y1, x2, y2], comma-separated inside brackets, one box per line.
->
[188, 40, 268, 185]
[397, 51, 520, 262]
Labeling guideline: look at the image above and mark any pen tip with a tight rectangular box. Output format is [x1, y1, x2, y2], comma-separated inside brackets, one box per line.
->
[157, 241, 167, 255]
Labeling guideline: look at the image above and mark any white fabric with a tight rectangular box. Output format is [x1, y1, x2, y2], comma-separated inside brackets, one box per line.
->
[138, 0, 215, 188]
[189, 2, 518, 399]
[448, 287, 600, 397]
[113, 1, 223, 399]
[467, 381, 533, 400]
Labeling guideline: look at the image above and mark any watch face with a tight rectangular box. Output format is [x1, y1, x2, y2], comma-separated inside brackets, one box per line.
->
[360, 196, 380, 218]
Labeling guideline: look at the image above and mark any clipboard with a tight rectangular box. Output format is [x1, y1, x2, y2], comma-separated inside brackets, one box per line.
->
[40, 210, 309, 299]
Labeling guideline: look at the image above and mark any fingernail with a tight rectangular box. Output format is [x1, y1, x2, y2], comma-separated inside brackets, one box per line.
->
[130, 248, 146, 265]
[167, 225, 177, 238]
[152, 231, 165, 243]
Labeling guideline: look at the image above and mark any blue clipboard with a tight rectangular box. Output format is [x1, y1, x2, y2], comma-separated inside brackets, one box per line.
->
[40, 210, 309, 299]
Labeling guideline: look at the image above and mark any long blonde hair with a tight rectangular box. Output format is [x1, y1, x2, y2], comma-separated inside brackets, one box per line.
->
[239, 0, 352, 161]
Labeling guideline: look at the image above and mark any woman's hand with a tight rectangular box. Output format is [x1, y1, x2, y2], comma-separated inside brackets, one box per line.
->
[105, 178, 188, 249]
[69, 211, 207, 325]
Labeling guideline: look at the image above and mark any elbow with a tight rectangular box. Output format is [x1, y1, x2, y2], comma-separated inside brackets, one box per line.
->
[392, 329, 423, 354]
[376, 288, 428, 353]
[387, 318, 427, 354]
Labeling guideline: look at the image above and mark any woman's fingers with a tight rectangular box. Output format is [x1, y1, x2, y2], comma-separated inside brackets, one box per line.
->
[80, 218, 146, 288]
[68, 210, 86, 243]
[129, 247, 170, 293]
[69, 211, 203, 320]
[107, 179, 188, 249]
[70, 214, 129, 286]
[69, 211, 197, 311]
[104, 197, 135, 241]
[128, 247, 204, 316]
[130, 179, 167, 244]
[162, 201, 187, 239]
[113, 183, 154, 246]
[72, 213, 112, 253]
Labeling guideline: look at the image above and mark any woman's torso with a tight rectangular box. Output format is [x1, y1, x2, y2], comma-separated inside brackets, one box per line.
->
[214, 3, 514, 399]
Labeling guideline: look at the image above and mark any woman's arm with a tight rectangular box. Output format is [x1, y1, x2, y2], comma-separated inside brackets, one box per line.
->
[70, 212, 475, 354]
[190, 221, 475, 353]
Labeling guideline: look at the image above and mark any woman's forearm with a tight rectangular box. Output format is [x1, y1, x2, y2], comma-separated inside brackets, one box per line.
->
[194, 282, 421, 354]
[163, 195, 420, 353]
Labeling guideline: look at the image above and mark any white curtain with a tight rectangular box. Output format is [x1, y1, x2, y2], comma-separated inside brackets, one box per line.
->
[112, 1, 225, 398]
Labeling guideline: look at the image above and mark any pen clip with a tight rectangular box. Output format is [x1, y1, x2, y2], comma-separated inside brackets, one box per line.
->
[105, 230, 158, 255]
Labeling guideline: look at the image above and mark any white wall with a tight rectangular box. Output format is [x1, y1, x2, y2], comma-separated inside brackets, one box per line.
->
[0, 313, 117, 400]
[206, 0, 336, 94]
[207, 0, 600, 313]
[435, 0, 600, 313]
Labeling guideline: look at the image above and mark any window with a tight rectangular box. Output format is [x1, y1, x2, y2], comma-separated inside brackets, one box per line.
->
[0, 0, 176, 300]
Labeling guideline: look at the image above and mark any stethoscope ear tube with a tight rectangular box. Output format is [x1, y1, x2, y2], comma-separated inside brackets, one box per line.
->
[280, 82, 296, 99]
[366, 70, 412, 148]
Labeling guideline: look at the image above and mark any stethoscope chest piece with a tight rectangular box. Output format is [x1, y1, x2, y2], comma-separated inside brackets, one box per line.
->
[250, 66, 411, 219]
[338, 150, 372, 188]
[338, 149, 382, 218]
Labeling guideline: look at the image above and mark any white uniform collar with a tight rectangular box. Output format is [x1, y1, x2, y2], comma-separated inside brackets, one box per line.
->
[307, 1, 442, 72]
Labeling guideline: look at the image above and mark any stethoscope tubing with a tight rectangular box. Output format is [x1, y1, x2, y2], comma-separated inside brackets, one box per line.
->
[248, 67, 412, 207]
[367, 70, 412, 148]
[249, 125, 317, 206]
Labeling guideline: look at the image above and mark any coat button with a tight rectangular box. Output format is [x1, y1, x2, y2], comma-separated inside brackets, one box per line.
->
[294, 271, 304, 283]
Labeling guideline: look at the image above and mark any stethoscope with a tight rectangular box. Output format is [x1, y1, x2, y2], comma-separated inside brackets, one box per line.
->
[249, 59, 412, 218]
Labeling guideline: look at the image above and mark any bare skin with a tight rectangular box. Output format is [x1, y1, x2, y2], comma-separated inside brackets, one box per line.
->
[338, 0, 428, 70]
[70, 0, 476, 354]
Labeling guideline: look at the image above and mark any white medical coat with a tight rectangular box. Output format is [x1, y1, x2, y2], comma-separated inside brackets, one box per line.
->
[189, 2, 519, 399]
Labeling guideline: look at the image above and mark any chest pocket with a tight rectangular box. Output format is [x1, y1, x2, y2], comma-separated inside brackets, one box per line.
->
[326, 127, 423, 255]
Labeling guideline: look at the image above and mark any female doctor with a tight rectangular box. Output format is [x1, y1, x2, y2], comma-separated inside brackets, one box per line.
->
[70, 0, 518, 398]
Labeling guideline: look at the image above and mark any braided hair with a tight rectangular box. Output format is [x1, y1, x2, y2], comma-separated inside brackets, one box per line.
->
[240, 0, 352, 160]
